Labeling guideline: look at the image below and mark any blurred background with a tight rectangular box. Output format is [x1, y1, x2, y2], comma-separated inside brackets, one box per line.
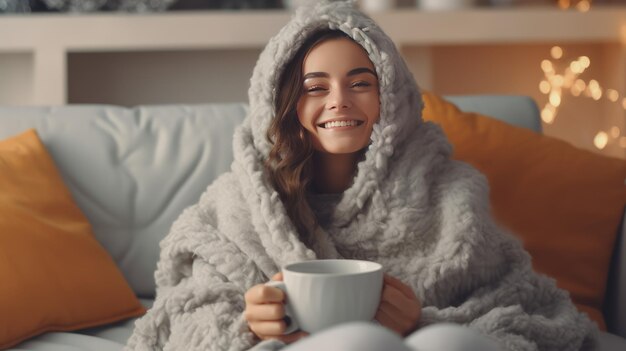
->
[1, 0, 625, 158]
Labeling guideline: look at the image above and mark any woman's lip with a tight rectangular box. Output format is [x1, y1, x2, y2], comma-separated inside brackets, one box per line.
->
[316, 119, 365, 128]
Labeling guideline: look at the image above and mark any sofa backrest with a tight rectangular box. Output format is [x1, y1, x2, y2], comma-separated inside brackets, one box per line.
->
[0, 104, 247, 297]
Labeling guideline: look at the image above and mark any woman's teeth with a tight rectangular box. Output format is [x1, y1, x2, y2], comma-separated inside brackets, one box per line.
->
[322, 120, 360, 129]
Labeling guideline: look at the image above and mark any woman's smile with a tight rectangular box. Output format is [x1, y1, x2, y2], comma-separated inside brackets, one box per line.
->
[317, 119, 365, 130]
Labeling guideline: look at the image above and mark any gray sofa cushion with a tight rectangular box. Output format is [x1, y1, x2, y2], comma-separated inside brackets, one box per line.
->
[0, 104, 246, 297]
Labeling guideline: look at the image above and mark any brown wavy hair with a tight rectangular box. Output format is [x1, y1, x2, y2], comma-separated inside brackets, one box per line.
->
[265, 29, 350, 238]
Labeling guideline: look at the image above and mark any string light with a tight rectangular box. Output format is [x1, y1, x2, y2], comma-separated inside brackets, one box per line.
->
[557, 0, 592, 12]
[539, 46, 625, 150]
[610, 126, 621, 138]
[550, 46, 563, 59]
[607, 89, 620, 102]
[545, 1, 625, 152]
[594, 132, 609, 150]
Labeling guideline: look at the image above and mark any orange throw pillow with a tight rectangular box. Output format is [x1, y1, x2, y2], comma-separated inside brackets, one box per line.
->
[0, 129, 145, 349]
[422, 92, 626, 330]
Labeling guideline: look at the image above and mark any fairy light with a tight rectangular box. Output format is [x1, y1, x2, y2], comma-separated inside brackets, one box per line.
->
[541, 59, 554, 73]
[541, 108, 556, 124]
[549, 91, 562, 107]
[575, 0, 591, 12]
[571, 79, 586, 97]
[557, 0, 570, 9]
[539, 80, 551, 94]
[539, 46, 625, 150]
[611, 126, 621, 138]
[594, 132, 609, 150]
[551, 46, 563, 59]
[544, 1, 626, 152]
[558, 0, 592, 12]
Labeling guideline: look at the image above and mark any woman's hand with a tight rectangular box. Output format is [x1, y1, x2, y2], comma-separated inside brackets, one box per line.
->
[244, 272, 309, 344]
[375, 274, 422, 336]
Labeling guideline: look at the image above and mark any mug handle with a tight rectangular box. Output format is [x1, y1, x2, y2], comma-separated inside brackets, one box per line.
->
[265, 281, 299, 334]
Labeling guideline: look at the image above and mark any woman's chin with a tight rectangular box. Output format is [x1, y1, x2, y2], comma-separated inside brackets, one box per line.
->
[315, 144, 368, 155]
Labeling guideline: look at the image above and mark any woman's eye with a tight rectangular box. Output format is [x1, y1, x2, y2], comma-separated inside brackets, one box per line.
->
[351, 81, 371, 88]
[306, 86, 326, 93]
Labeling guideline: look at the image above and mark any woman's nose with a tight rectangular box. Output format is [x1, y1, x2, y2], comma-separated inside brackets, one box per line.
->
[326, 87, 352, 111]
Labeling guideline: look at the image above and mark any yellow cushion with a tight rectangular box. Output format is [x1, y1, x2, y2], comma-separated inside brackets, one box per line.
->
[0, 129, 145, 349]
[422, 92, 626, 330]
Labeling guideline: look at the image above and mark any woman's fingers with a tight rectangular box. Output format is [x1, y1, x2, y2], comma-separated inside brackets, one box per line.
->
[271, 272, 283, 281]
[244, 303, 285, 322]
[377, 275, 422, 336]
[245, 284, 285, 304]
[381, 283, 420, 320]
[383, 274, 417, 300]
[249, 320, 287, 337]
[378, 301, 416, 332]
[375, 305, 404, 334]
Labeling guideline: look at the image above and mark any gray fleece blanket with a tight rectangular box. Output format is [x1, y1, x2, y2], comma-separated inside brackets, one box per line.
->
[126, 1, 597, 350]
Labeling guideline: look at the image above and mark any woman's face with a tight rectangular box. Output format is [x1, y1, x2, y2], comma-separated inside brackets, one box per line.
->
[296, 37, 380, 155]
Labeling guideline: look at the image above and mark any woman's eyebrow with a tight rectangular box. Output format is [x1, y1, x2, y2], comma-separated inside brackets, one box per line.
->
[303, 72, 329, 80]
[302, 67, 377, 81]
[347, 67, 377, 77]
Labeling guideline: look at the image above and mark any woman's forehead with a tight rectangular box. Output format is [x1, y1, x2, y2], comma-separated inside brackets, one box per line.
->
[302, 37, 375, 74]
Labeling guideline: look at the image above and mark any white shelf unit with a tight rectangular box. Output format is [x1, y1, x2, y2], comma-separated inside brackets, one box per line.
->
[0, 6, 625, 157]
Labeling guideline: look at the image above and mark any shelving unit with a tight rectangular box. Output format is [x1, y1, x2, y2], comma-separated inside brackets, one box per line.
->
[0, 5, 624, 157]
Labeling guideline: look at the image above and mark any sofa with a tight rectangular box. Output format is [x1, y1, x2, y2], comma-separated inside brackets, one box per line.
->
[1, 95, 624, 351]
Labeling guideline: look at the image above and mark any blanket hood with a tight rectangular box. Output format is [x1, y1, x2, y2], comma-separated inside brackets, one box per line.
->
[248, 0, 424, 166]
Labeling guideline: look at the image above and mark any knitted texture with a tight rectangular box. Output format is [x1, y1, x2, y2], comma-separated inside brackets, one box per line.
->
[126, 1, 596, 350]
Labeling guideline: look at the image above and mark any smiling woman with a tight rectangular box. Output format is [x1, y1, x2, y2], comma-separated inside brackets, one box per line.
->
[266, 29, 382, 234]
[126, 2, 597, 351]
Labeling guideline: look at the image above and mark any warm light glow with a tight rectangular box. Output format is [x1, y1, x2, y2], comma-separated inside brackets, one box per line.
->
[571, 79, 586, 96]
[539, 80, 551, 94]
[574, 79, 586, 91]
[557, 0, 593, 11]
[551, 46, 563, 59]
[592, 90, 603, 101]
[579, 56, 591, 68]
[570, 61, 583, 74]
[607, 89, 619, 102]
[549, 91, 562, 106]
[541, 103, 557, 124]
[538, 43, 625, 146]
[594, 132, 609, 149]
[554, 75, 564, 87]
[541, 60, 554, 73]
[610, 126, 621, 138]
[541, 108, 556, 124]
[576, 0, 591, 12]
[588, 80, 602, 100]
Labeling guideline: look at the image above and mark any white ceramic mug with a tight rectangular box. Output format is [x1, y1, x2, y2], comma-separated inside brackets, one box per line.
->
[266, 259, 383, 334]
